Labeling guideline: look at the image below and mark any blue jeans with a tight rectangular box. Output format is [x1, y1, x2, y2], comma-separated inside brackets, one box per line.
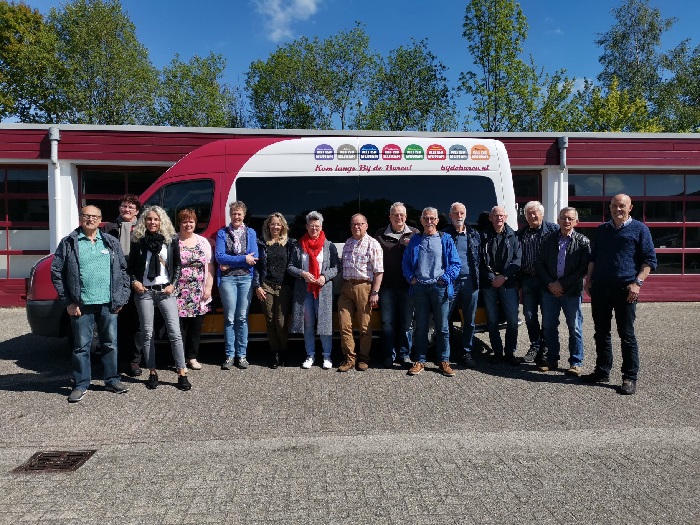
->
[448, 277, 479, 355]
[70, 304, 119, 390]
[303, 291, 332, 359]
[482, 285, 519, 356]
[590, 284, 639, 380]
[413, 282, 450, 363]
[219, 274, 253, 360]
[379, 287, 413, 362]
[541, 292, 584, 366]
[135, 290, 186, 370]
[521, 275, 546, 350]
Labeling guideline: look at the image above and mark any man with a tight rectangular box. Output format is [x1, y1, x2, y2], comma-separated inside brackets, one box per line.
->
[583, 194, 656, 395]
[51, 205, 132, 402]
[442, 202, 481, 368]
[337, 214, 384, 372]
[374, 202, 418, 368]
[480, 206, 521, 366]
[102, 194, 143, 376]
[517, 201, 559, 364]
[402, 207, 460, 377]
[535, 207, 590, 376]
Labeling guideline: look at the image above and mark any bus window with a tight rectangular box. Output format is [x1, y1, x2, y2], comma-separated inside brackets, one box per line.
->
[144, 179, 214, 233]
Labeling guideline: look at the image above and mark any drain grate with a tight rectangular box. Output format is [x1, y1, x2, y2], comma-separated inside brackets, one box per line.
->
[13, 450, 96, 473]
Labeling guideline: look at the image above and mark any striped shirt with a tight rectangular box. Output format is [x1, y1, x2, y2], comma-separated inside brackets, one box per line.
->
[341, 234, 383, 282]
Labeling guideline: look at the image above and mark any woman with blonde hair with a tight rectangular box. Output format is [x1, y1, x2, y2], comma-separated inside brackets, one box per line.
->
[129, 205, 191, 390]
[253, 212, 296, 367]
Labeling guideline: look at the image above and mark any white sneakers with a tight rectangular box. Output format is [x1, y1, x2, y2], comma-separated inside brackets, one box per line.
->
[301, 357, 314, 369]
[322, 359, 332, 370]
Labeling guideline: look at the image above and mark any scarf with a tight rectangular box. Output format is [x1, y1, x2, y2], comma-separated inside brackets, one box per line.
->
[299, 231, 326, 298]
[144, 231, 166, 281]
[228, 224, 245, 254]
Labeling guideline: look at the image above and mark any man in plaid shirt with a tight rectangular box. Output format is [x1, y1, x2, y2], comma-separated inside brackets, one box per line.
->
[337, 213, 384, 372]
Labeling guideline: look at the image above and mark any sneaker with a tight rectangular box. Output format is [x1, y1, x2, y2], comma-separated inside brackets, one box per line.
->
[221, 357, 235, 370]
[438, 362, 456, 377]
[68, 388, 86, 403]
[337, 359, 355, 372]
[408, 362, 425, 376]
[322, 359, 332, 370]
[538, 361, 558, 372]
[270, 354, 280, 369]
[582, 370, 610, 384]
[301, 357, 314, 369]
[146, 373, 159, 389]
[126, 362, 142, 377]
[237, 357, 249, 369]
[105, 382, 129, 394]
[177, 375, 192, 391]
[565, 365, 582, 377]
[187, 359, 202, 370]
[356, 361, 369, 371]
[522, 345, 538, 363]
[462, 352, 476, 368]
[619, 378, 637, 395]
[401, 355, 414, 367]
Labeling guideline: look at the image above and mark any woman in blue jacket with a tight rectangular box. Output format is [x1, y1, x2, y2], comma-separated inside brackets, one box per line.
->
[216, 201, 259, 370]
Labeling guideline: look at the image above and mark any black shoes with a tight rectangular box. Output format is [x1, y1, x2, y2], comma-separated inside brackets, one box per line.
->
[581, 370, 610, 384]
[126, 362, 142, 377]
[462, 352, 476, 368]
[505, 354, 520, 366]
[619, 379, 637, 395]
[146, 372, 159, 389]
[177, 375, 192, 391]
[105, 382, 129, 394]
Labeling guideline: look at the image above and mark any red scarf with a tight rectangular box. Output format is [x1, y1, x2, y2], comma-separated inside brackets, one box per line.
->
[299, 231, 326, 298]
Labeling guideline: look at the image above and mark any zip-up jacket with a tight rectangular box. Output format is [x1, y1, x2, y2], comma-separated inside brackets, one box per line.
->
[401, 232, 461, 298]
[535, 230, 591, 297]
[480, 223, 521, 288]
[442, 224, 481, 290]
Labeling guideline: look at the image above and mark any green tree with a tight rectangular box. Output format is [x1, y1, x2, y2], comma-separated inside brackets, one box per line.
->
[156, 53, 240, 128]
[48, 0, 158, 124]
[595, 0, 675, 103]
[360, 38, 457, 132]
[656, 42, 700, 132]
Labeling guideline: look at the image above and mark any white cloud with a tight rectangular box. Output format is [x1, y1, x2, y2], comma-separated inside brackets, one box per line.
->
[253, 0, 320, 42]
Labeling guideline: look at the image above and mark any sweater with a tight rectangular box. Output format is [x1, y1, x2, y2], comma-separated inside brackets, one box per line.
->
[590, 219, 657, 285]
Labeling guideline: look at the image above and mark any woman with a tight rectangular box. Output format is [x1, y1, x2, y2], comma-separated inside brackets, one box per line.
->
[216, 201, 258, 370]
[129, 205, 191, 391]
[253, 212, 296, 368]
[176, 209, 214, 370]
[288, 211, 339, 369]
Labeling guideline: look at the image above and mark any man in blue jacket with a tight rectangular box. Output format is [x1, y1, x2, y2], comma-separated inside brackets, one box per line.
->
[480, 205, 522, 366]
[583, 194, 656, 395]
[51, 205, 132, 403]
[402, 207, 461, 377]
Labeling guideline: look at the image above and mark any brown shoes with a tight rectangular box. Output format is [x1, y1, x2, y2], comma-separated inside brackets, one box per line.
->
[356, 361, 369, 371]
[408, 362, 425, 375]
[337, 359, 355, 372]
[438, 362, 456, 377]
[538, 361, 558, 372]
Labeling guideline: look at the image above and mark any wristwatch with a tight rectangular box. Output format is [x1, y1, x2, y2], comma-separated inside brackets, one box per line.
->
[634, 278, 644, 286]
[370, 290, 379, 296]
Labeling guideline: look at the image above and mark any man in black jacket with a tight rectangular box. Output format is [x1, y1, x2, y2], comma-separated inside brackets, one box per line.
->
[535, 207, 590, 376]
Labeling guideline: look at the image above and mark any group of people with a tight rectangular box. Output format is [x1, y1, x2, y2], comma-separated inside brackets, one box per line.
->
[51, 192, 656, 403]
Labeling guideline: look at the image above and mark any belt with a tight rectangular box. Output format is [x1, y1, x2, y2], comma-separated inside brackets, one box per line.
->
[345, 278, 371, 284]
[144, 283, 170, 291]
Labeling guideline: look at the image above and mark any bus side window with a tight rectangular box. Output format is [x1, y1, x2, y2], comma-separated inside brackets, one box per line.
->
[158, 180, 215, 233]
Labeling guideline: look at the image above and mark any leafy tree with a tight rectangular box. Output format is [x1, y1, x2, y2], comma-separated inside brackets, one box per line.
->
[360, 38, 457, 132]
[48, 0, 158, 124]
[656, 42, 700, 132]
[595, 0, 676, 103]
[156, 53, 240, 128]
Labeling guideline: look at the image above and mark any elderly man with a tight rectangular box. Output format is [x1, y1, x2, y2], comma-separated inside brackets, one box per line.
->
[402, 207, 460, 377]
[102, 194, 143, 376]
[443, 202, 481, 368]
[51, 205, 131, 402]
[337, 213, 384, 372]
[374, 202, 418, 368]
[517, 201, 559, 364]
[535, 207, 590, 376]
[583, 194, 656, 395]
[480, 206, 521, 366]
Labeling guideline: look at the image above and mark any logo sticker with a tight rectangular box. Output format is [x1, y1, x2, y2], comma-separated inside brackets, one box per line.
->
[404, 144, 424, 161]
[427, 144, 446, 160]
[337, 144, 357, 160]
[382, 144, 402, 161]
[448, 144, 469, 160]
[314, 144, 334, 161]
[360, 144, 380, 161]
[470, 144, 490, 160]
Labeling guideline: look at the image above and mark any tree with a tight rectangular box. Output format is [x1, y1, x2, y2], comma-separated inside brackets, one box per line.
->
[595, 0, 676, 103]
[655, 42, 700, 132]
[156, 53, 240, 128]
[48, 0, 158, 124]
[360, 38, 457, 132]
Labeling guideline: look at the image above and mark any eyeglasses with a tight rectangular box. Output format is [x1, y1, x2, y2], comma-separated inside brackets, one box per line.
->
[80, 214, 101, 221]
[422, 217, 438, 222]
[307, 225, 322, 230]
[119, 204, 137, 210]
[492, 214, 506, 218]
[351, 223, 366, 227]
[560, 216, 577, 222]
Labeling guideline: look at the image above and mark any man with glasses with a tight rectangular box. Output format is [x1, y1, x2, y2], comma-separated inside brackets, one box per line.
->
[103, 194, 143, 376]
[51, 205, 131, 402]
[338, 213, 384, 372]
[535, 207, 590, 376]
[480, 206, 522, 366]
[402, 207, 461, 377]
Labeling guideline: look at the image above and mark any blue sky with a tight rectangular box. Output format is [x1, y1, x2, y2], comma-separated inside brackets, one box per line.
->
[28, 0, 700, 100]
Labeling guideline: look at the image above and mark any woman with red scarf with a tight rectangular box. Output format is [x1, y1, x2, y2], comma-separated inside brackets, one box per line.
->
[288, 211, 339, 369]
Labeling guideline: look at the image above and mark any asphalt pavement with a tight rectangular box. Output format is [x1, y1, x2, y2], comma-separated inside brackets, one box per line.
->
[0, 303, 698, 525]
